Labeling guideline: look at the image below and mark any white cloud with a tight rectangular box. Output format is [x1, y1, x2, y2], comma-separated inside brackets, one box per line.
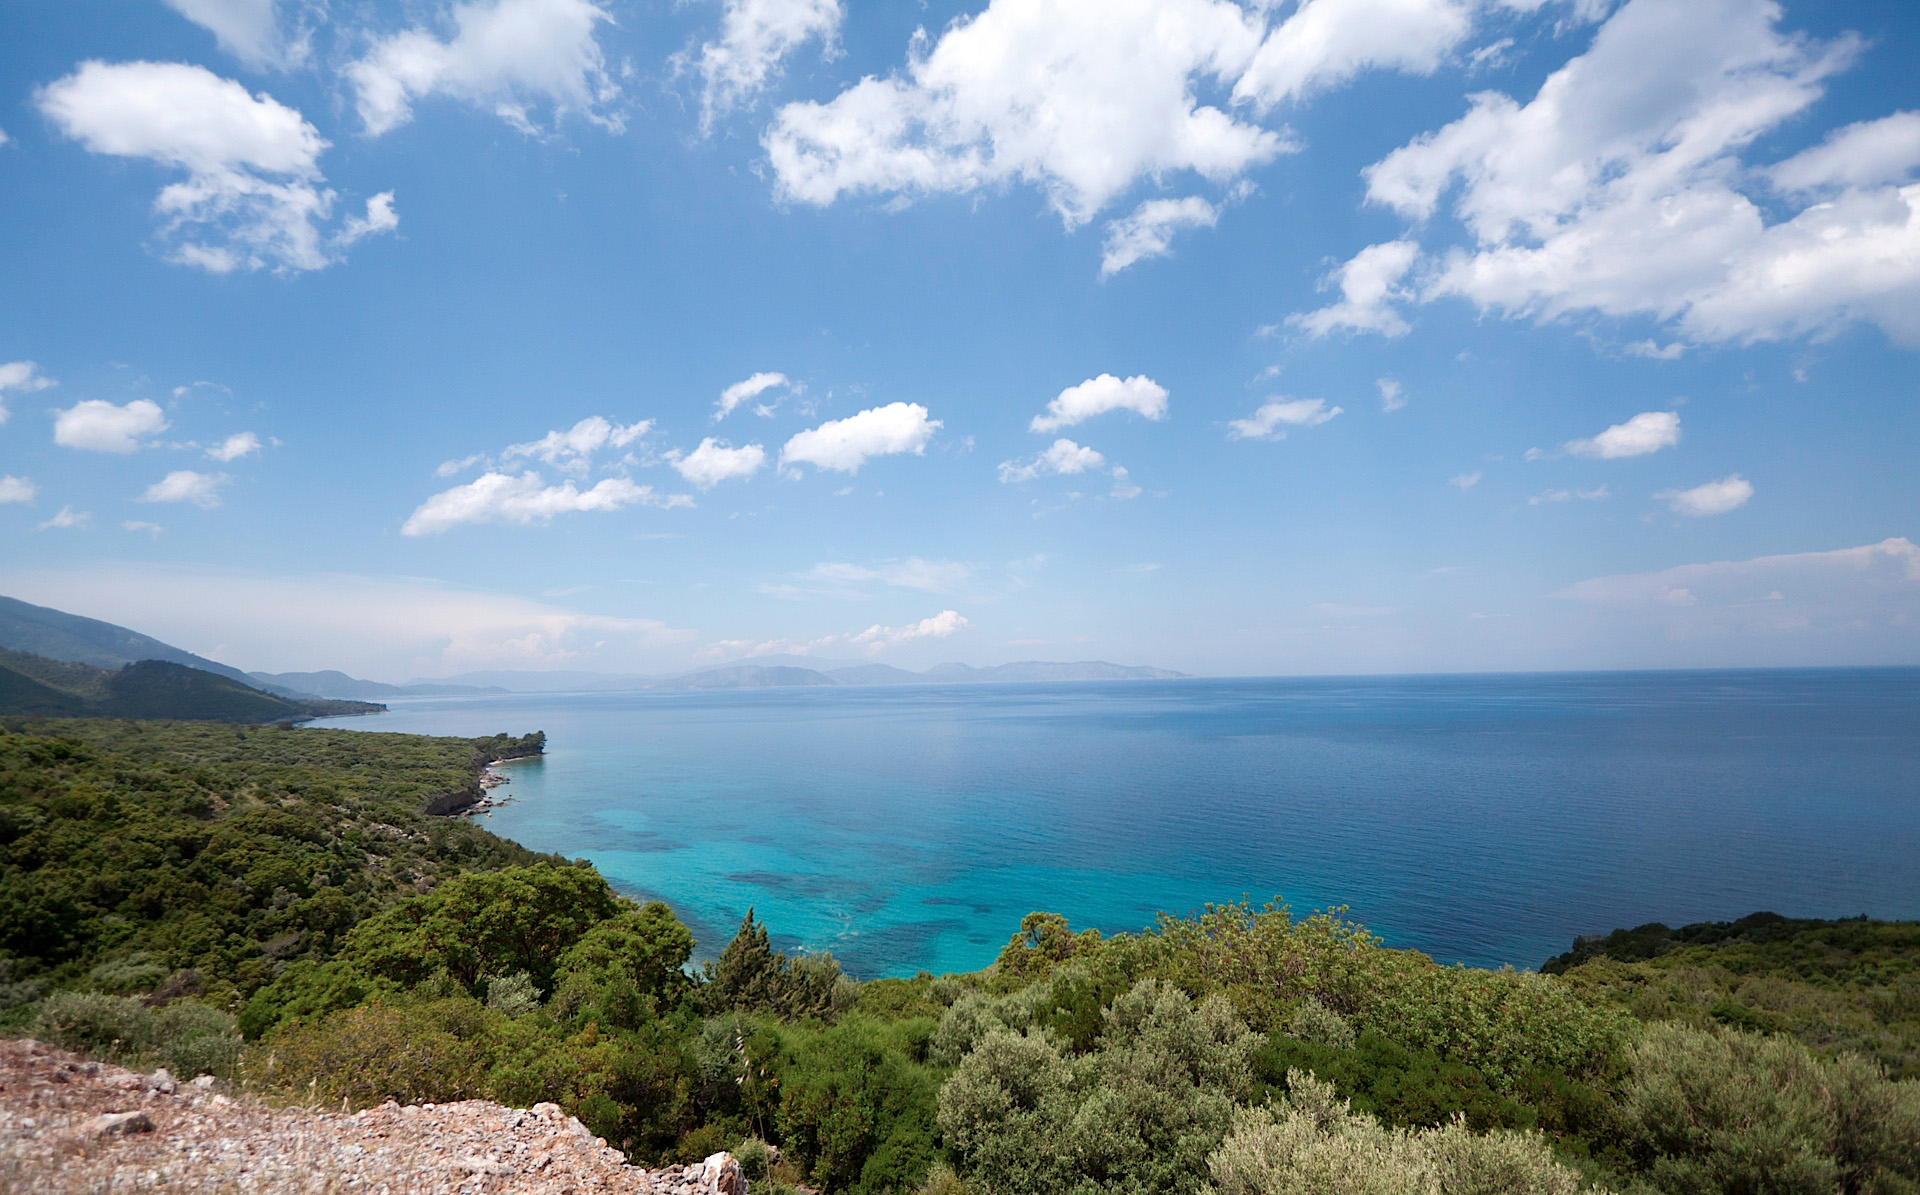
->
[1109, 465, 1143, 500]
[670, 438, 767, 488]
[53, 398, 169, 453]
[501, 416, 652, 472]
[715, 371, 794, 419]
[689, 0, 843, 131]
[1655, 473, 1753, 517]
[802, 558, 971, 594]
[1228, 396, 1341, 440]
[781, 402, 940, 473]
[849, 609, 969, 654]
[1564, 410, 1680, 459]
[1377, 378, 1406, 412]
[0, 128, 9, 147]
[338, 192, 401, 246]
[0, 564, 694, 677]
[1529, 484, 1609, 504]
[402, 472, 691, 535]
[997, 437, 1107, 483]
[123, 520, 165, 538]
[36, 61, 394, 273]
[1448, 470, 1481, 489]
[1354, 0, 1920, 346]
[0, 361, 56, 426]
[36, 506, 91, 532]
[1771, 111, 1920, 195]
[764, 0, 1287, 227]
[1624, 340, 1685, 360]
[348, 0, 622, 137]
[1556, 538, 1920, 655]
[1031, 374, 1168, 433]
[1290, 240, 1418, 337]
[1100, 196, 1219, 276]
[207, 431, 262, 461]
[0, 476, 37, 505]
[1234, 0, 1475, 109]
[140, 470, 230, 509]
[163, 0, 307, 69]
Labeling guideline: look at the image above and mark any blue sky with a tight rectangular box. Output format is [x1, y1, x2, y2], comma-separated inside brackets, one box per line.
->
[1, 0, 1916, 680]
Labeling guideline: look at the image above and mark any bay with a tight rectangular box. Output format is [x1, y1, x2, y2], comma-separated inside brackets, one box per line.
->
[309, 668, 1920, 978]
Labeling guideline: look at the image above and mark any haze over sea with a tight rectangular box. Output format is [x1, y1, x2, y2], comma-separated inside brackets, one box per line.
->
[315, 668, 1920, 979]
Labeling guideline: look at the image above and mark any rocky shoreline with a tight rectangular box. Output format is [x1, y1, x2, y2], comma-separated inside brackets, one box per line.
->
[0, 1038, 747, 1194]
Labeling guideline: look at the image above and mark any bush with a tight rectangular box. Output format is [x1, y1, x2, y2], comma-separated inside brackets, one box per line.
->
[1206, 1070, 1595, 1195]
[777, 1018, 941, 1195]
[1619, 1021, 1920, 1195]
[34, 990, 242, 1078]
[253, 997, 491, 1107]
[939, 979, 1258, 1195]
[1289, 997, 1355, 1050]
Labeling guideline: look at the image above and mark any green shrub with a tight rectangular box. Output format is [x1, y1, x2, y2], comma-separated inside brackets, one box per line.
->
[486, 971, 541, 1018]
[34, 990, 242, 1077]
[1206, 1070, 1596, 1195]
[1289, 997, 1355, 1050]
[1619, 1021, 1920, 1195]
[735, 1136, 775, 1181]
[939, 979, 1258, 1195]
[253, 997, 491, 1107]
[777, 1018, 941, 1195]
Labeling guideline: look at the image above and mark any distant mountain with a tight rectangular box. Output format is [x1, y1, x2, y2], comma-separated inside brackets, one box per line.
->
[248, 670, 509, 699]
[922, 661, 1188, 683]
[826, 663, 927, 685]
[0, 595, 256, 685]
[0, 647, 383, 722]
[422, 670, 660, 693]
[651, 665, 838, 690]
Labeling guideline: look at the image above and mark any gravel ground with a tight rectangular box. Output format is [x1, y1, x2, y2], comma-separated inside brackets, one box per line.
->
[0, 1038, 747, 1195]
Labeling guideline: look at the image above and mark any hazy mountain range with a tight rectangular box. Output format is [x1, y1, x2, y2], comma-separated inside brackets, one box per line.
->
[0, 593, 1188, 701]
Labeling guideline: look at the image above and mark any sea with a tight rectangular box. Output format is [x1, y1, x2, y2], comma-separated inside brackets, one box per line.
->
[309, 668, 1920, 979]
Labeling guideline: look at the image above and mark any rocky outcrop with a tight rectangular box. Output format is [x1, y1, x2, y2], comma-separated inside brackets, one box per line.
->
[0, 1037, 750, 1194]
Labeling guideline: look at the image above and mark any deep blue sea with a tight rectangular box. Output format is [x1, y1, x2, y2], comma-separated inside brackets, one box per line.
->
[309, 669, 1920, 979]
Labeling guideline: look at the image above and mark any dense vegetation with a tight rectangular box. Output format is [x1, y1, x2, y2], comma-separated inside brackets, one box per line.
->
[4, 718, 1916, 1195]
[0, 647, 381, 721]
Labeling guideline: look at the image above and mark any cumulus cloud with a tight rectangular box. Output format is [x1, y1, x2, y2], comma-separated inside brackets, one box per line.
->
[0, 565, 693, 677]
[403, 472, 690, 535]
[163, 0, 309, 69]
[1345, 0, 1920, 346]
[1100, 196, 1219, 276]
[348, 0, 622, 136]
[501, 416, 652, 473]
[670, 438, 767, 488]
[997, 437, 1106, 483]
[715, 371, 794, 419]
[1234, 0, 1476, 109]
[53, 398, 169, 453]
[140, 470, 230, 509]
[1228, 396, 1341, 441]
[764, 0, 1288, 227]
[1563, 410, 1680, 459]
[36, 506, 91, 532]
[207, 431, 262, 461]
[689, 0, 843, 131]
[849, 609, 969, 654]
[1289, 240, 1418, 337]
[0, 361, 56, 426]
[1031, 374, 1168, 433]
[1377, 378, 1407, 412]
[0, 476, 38, 505]
[1655, 474, 1753, 517]
[781, 402, 940, 473]
[36, 61, 395, 273]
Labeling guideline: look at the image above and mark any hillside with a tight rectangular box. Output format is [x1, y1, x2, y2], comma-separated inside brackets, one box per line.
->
[0, 649, 381, 722]
[247, 669, 509, 699]
[0, 595, 257, 686]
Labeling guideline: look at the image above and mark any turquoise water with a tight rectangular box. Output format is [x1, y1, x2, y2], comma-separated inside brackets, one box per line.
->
[309, 669, 1920, 978]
